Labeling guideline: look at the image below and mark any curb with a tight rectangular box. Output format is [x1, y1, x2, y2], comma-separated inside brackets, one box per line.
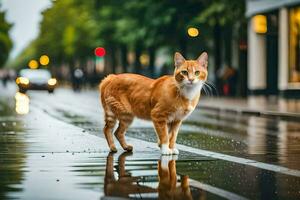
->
[197, 105, 300, 121]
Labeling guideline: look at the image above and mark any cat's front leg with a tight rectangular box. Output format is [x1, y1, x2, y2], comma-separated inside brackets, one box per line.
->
[153, 120, 172, 155]
[161, 143, 172, 155]
[169, 120, 182, 155]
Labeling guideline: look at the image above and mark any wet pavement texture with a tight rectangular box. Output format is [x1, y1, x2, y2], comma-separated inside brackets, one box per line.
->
[1, 84, 300, 200]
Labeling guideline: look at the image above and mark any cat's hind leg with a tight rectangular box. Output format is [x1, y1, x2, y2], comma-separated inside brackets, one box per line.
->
[104, 111, 117, 152]
[114, 114, 134, 152]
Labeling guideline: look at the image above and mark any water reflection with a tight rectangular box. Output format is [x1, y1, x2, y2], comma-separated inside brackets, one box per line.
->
[103, 152, 156, 198]
[247, 115, 300, 169]
[15, 92, 29, 115]
[102, 153, 204, 200]
[158, 156, 196, 200]
[0, 101, 26, 199]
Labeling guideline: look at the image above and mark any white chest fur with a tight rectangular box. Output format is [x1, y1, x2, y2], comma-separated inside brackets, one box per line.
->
[181, 83, 203, 100]
[168, 104, 195, 122]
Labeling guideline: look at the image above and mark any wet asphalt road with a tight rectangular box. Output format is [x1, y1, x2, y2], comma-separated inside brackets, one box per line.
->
[1, 83, 300, 200]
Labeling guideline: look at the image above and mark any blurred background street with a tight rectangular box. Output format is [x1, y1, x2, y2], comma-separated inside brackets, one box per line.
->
[1, 0, 300, 199]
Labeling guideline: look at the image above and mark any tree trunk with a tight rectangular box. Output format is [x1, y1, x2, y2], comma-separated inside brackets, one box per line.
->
[213, 22, 222, 94]
[179, 37, 187, 55]
[120, 45, 128, 72]
[134, 43, 142, 73]
[111, 46, 117, 73]
[148, 47, 156, 78]
[224, 25, 232, 66]
[103, 46, 116, 74]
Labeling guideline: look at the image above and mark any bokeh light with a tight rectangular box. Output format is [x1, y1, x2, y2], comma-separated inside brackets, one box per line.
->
[40, 55, 50, 66]
[15, 92, 30, 115]
[95, 47, 106, 57]
[16, 77, 29, 85]
[48, 78, 57, 86]
[28, 60, 39, 69]
[139, 54, 150, 66]
[187, 27, 199, 37]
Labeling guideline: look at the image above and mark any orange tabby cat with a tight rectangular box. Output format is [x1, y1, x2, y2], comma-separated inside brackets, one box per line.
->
[99, 52, 208, 154]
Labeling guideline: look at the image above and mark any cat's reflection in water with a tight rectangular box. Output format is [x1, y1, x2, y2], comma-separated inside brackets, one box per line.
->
[103, 153, 204, 200]
[103, 152, 156, 198]
[158, 156, 204, 200]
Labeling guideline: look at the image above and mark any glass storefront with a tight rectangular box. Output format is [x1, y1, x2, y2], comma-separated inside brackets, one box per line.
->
[289, 7, 300, 84]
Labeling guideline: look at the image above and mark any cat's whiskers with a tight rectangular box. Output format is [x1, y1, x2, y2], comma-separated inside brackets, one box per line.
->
[203, 83, 212, 96]
[205, 81, 219, 96]
[202, 84, 209, 96]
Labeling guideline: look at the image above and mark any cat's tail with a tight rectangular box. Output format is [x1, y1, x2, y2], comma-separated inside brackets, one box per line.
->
[99, 74, 117, 107]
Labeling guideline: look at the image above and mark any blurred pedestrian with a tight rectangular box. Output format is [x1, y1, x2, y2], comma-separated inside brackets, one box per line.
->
[218, 64, 238, 96]
[1, 70, 10, 88]
[72, 68, 84, 92]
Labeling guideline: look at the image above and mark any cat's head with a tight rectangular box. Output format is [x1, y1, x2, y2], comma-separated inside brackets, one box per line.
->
[173, 52, 208, 87]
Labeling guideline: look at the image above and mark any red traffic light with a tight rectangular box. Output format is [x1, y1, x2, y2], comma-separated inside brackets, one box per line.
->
[95, 47, 106, 57]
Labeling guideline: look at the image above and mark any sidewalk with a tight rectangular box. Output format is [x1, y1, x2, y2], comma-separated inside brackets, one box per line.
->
[198, 96, 300, 120]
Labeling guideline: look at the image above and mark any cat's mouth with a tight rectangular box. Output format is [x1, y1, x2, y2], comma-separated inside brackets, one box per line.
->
[184, 83, 196, 88]
[183, 81, 204, 88]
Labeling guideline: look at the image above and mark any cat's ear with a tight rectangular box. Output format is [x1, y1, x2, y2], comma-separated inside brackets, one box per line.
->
[197, 52, 208, 68]
[174, 52, 186, 68]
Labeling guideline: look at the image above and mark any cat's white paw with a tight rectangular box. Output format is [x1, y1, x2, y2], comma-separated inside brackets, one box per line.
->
[160, 155, 172, 169]
[171, 148, 179, 155]
[160, 144, 172, 155]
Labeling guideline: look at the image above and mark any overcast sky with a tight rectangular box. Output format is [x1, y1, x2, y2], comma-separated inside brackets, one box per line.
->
[1, 0, 51, 58]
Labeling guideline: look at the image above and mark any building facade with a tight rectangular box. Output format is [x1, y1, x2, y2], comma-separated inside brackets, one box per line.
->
[247, 0, 300, 98]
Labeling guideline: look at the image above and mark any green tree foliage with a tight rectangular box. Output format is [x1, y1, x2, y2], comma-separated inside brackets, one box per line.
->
[195, 0, 245, 26]
[36, 0, 97, 66]
[7, 39, 38, 69]
[0, 7, 13, 68]
[10, 0, 246, 76]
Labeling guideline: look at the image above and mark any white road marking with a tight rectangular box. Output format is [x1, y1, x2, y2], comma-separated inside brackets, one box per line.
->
[126, 137, 300, 178]
[175, 143, 300, 178]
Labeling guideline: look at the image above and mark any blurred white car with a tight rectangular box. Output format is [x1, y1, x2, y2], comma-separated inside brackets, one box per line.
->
[16, 69, 57, 93]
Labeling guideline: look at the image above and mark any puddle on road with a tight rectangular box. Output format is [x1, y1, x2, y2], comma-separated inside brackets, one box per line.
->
[0, 100, 27, 200]
[69, 151, 300, 200]
[72, 152, 216, 200]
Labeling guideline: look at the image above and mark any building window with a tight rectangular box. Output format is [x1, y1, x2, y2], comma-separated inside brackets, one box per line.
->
[289, 7, 300, 84]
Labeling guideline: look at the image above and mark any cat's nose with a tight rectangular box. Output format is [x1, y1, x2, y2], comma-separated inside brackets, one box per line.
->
[188, 79, 194, 83]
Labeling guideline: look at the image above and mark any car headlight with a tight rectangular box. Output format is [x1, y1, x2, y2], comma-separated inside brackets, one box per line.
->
[48, 78, 57, 86]
[16, 77, 29, 85]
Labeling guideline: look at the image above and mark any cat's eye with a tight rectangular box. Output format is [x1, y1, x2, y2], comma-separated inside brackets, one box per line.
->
[195, 71, 200, 76]
[181, 70, 188, 76]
